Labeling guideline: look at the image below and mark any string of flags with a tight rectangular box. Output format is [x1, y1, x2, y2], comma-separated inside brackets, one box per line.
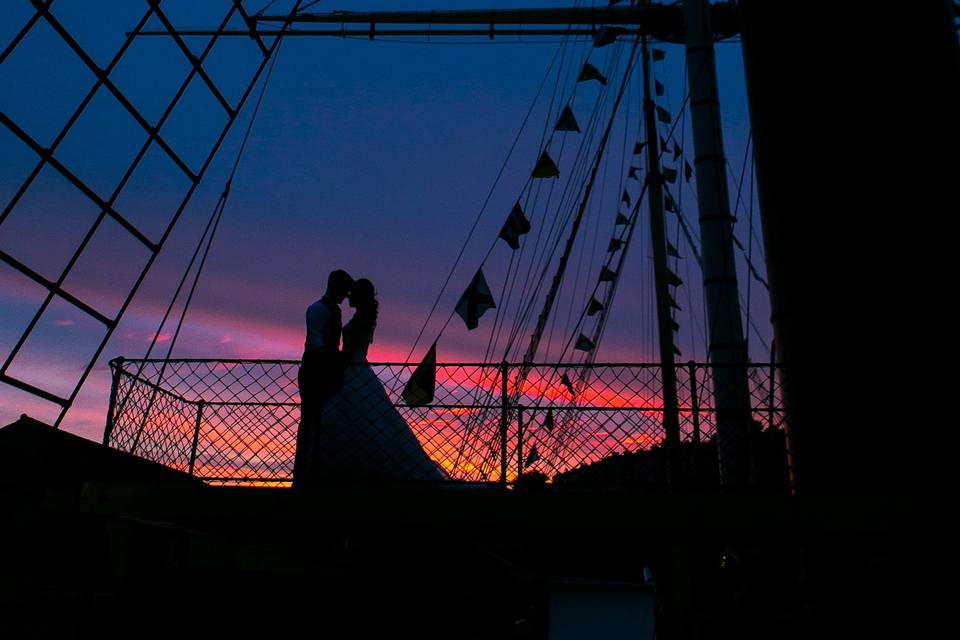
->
[402, 42, 704, 411]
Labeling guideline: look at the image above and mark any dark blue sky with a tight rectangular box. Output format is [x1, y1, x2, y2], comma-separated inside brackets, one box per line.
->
[0, 1, 769, 439]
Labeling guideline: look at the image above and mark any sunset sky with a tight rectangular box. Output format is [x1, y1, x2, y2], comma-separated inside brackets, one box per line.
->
[0, 1, 770, 441]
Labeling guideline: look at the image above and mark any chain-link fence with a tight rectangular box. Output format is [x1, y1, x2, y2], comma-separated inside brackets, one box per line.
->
[105, 358, 790, 491]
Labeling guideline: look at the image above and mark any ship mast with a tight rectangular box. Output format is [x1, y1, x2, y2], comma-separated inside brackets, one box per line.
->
[682, 0, 753, 488]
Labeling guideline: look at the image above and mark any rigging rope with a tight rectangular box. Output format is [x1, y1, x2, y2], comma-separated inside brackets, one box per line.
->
[126, 34, 289, 451]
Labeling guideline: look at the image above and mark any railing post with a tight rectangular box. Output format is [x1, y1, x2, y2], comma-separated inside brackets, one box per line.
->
[500, 360, 508, 485]
[516, 404, 524, 480]
[688, 361, 701, 446]
[188, 401, 205, 476]
[102, 357, 124, 446]
[768, 359, 776, 431]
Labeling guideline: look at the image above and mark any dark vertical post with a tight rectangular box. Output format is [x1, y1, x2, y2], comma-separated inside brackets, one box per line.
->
[500, 360, 509, 485]
[188, 401, 205, 476]
[688, 360, 701, 447]
[739, 1, 958, 493]
[516, 405, 524, 480]
[102, 357, 124, 446]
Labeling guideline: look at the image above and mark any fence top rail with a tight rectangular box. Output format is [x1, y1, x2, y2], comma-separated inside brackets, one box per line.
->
[112, 358, 784, 368]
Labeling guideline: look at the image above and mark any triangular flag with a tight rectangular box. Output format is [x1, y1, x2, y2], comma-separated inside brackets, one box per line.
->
[455, 269, 496, 330]
[560, 373, 575, 396]
[532, 150, 560, 178]
[664, 193, 678, 213]
[684, 160, 693, 182]
[668, 292, 681, 310]
[621, 190, 631, 206]
[667, 241, 680, 258]
[615, 213, 631, 225]
[524, 444, 540, 468]
[554, 105, 581, 133]
[673, 140, 682, 161]
[628, 166, 641, 179]
[652, 48, 666, 61]
[655, 105, 671, 124]
[660, 135, 669, 150]
[575, 334, 596, 352]
[673, 344, 682, 356]
[577, 62, 607, 85]
[587, 297, 605, 316]
[663, 166, 678, 184]
[670, 318, 680, 332]
[655, 79, 664, 96]
[594, 26, 626, 48]
[402, 342, 436, 406]
[599, 266, 617, 282]
[544, 408, 555, 432]
[633, 141, 647, 154]
[666, 269, 683, 287]
[498, 202, 531, 250]
[608, 238, 625, 253]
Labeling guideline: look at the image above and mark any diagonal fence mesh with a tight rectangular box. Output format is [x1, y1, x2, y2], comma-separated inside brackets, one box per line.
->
[106, 358, 790, 490]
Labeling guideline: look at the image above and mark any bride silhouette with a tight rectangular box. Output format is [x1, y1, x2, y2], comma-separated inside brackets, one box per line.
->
[313, 278, 446, 482]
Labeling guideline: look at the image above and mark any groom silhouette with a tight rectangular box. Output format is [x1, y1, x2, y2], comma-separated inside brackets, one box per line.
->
[293, 268, 353, 488]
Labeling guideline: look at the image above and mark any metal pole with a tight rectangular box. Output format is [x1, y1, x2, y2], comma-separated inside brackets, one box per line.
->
[102, 357, 123, 446]
[517, 405, 524, 479]
[500, 361, 509, 485]
[641, 34, 682, 488]
[688, 361, 701, 447]
[682, 0, 753, 489]
[188, 401, 204, 476]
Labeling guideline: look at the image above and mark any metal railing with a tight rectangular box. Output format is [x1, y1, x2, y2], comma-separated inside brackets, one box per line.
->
[104, 357, 790, 491]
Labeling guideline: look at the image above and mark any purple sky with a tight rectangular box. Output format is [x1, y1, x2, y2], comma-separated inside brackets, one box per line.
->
[0, 1, 770, 440]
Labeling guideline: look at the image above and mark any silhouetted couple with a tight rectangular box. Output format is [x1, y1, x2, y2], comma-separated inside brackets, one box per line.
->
[293, 269, 444, 487]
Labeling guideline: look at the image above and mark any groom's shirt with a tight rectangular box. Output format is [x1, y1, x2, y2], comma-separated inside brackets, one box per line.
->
[305, 296, 341, 352]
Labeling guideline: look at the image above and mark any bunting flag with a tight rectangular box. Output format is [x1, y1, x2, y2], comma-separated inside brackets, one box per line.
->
[560, 373, 575, 396]
[455, 269, 496, 330]
[587, 297, 605, 316]
[594, 26, 626, 48]
[525, 444, 540, 468]
[634, 141, 647, 154]
[664, 193, 678, 213]
[555, 105, 581, 133]
[402, 342, 437, 406]
[668, 292, 681, 310]
[666, 269, 683, 287]
[628, 166, 641, 179]
[684, 160, 693, 182]
[543, 408, 555, 432]
[621, 189, 631, 206]
[659, 135, 669, 150]
[673, 140, 682, 161]
[599, 266, 617, 282]
[575, 333, 596, 352]
[673, 344, 682, 356]
[662, 166, 678, 184]
[667, 241, 680, 258]
[652, 48, 666, 61]
[577, 62, 608, 85]
[532, 150, 560, 178]
[655, 79, 664, 96]
[655, 105, 672, 124]
[670, 318, 680, 332]
[498, 202, 531, 250]
[608, 238, 625, 253]
[615, 212, 631, 225]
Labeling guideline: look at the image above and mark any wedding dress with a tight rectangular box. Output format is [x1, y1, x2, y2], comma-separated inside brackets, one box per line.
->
[313, 319, 446, 481]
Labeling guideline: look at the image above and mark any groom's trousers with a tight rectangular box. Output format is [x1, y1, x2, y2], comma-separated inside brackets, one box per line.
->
[293, 348, 342, 487]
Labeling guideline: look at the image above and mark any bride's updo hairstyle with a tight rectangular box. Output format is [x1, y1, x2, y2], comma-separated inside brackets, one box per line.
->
[351, 278, 378, 333]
